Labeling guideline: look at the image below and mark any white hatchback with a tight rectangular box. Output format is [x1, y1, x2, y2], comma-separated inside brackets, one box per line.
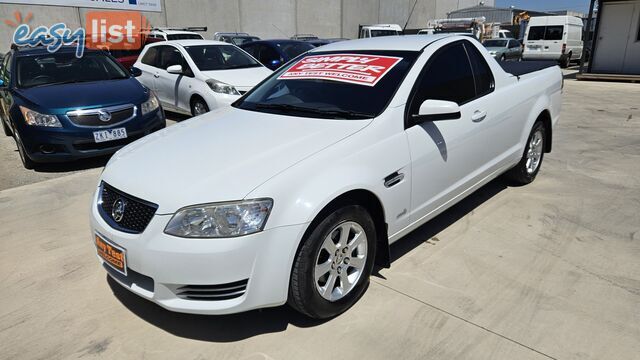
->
[133, 40, 272, 116]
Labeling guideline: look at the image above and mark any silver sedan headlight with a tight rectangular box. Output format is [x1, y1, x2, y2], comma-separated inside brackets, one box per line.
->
[164, 199, 273, 238]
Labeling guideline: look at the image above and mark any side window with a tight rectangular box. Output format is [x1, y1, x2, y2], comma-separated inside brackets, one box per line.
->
[258, 45, 280, 63]
[242, 44, 257, 57]
[159, 46, 183, 69]
[464, 42, 495, 98]
[141, 47, 159, 67]
[409, 42, 476, 115]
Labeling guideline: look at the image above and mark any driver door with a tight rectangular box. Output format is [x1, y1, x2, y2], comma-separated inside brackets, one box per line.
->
[404, 41, 500, 223]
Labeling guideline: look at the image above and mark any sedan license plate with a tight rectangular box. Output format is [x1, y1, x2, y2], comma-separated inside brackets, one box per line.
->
[93, 128, 127, 143]
[95, 234, 127, 275]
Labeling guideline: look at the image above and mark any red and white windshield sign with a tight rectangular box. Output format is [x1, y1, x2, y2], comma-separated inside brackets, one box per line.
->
[277, 53, 403, 87]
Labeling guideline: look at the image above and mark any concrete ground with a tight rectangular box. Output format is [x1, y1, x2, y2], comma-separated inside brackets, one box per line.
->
[1, 78, 639, 359]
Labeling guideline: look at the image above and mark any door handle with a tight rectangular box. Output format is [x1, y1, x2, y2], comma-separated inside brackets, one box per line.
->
[153, 73, 160, 78]
[471, 110, 487, 122]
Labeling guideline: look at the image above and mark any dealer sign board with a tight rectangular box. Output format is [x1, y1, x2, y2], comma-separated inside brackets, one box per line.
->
[278, 53, 403, 87]
[0, 0, 161, 12]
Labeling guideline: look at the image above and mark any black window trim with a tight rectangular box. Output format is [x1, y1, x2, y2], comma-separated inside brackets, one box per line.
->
[404, 39, 494, 129]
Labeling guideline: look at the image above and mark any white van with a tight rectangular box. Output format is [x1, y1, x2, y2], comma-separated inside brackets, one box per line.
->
[358, 24, 402, 38]
[523, 16, 583, 67]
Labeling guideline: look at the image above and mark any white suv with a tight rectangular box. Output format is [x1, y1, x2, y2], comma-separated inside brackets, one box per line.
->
[146, 27, 205, 41]
[133, 40, 272, 116]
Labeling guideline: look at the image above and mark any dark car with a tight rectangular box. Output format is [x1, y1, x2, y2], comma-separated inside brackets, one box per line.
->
[306, 38, 349, 47]
[0, 46, 166, 169]
[240, 40, 315, 70]
[213, 32, 261, 46]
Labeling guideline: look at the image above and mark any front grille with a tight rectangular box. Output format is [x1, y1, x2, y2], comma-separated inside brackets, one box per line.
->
[175, 279, 248, 301]
[98, 182, 158, 234]
[68, 105, 136, 127]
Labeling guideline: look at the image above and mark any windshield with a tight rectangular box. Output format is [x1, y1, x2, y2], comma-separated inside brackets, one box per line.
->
[483, 40, 508, 47]
[185, 45, 262, 71]
[167, 33, 203, 40]
[277, 42, 315, 59]
[16, 52, 128, 88]
[231, 36, 259, 46]
[233, 50, 419, 119]
[370, 30, 400, 37]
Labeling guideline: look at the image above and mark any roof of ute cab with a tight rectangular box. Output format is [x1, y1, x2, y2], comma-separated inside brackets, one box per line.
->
[308, 34, 464, 52]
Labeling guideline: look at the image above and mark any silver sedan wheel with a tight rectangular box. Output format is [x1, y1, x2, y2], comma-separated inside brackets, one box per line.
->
[193, 102, 208, 116]
[526, 130, 544, 174]
[314, 221, 368, 302]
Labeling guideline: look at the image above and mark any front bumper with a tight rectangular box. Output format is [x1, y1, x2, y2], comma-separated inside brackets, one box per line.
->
[16, 109, 166, 163]
[90, 188, 307, 315]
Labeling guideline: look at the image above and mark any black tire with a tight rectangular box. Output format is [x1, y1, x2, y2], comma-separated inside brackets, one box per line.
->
[15, 136, 35, 170]
[1, 118, 11, 137]
[289, 205, 377, 319]
[560, 53, 571, 68]
[190, 97, 209, 117]
[505, 121, 546, 185]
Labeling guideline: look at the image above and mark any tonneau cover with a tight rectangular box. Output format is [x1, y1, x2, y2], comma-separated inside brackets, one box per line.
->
[499, 61, 558, 77]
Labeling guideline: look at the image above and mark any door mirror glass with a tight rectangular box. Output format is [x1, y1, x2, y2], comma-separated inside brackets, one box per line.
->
[129, 66, 142, 77]
[412, 99, 461, 123]
[166, 64, 183, 74]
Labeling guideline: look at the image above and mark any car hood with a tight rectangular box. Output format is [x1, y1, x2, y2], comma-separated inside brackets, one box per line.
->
[15, 78, 147, 114]
[102, 107, 371, 213]
[200, 67, 272, 87]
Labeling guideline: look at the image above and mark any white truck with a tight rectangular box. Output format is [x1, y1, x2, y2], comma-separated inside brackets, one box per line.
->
[91, 35, 562, 319]
[523, 15, 584, 68]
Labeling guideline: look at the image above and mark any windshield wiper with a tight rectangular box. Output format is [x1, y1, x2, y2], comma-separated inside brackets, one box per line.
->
[255, 103, 374, 119]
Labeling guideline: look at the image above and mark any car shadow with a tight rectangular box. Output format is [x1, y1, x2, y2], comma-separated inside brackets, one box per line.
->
[107, 276, 329, 342]
[388, 176, 509, 263]
[32, 154, 110, 173]
[164, 110, 191, 122]
[108, 177, 509, 341]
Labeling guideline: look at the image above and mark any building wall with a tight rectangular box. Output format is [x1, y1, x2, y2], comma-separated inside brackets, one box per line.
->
[0, 0, 494, 50]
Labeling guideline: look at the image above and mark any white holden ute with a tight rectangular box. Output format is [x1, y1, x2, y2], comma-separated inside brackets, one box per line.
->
[91, 35, 562, 319]
[133, 40, 272, 116]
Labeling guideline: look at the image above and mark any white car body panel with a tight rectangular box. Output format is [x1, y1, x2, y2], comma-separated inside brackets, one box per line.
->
[93, 35, 563, 314]
[134, 40, 271, 115]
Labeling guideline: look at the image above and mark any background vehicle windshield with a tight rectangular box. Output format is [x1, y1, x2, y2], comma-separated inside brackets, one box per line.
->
[483, 39, 508, 47]
[370, 30, 400, 37]
[231, 36, 260, 46]
[16, 52, 128, 88]
[167, 33, 203, 40]
[277, 42, 315, 58]
[234, 50, 419, 119]
[185, 45, 262, 70]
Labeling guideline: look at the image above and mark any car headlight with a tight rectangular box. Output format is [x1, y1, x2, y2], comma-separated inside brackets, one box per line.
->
[164, 198, 273, 238]
[206, 79, 240, 95]
[19, 106, 61, 127]
[141, 91, 160, 115]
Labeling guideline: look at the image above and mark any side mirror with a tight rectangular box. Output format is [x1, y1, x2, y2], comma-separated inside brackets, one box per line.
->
[411, 100, 461, 124]
[166, 64, 183, 74]
[130, 67, 142, 77]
